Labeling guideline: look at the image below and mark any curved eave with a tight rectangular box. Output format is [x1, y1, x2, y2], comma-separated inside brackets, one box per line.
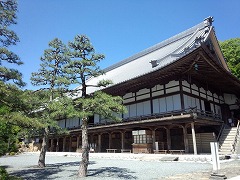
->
[207, 27, 230, 71]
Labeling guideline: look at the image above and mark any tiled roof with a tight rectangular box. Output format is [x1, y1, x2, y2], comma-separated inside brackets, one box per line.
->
[76, 17, 214, 95]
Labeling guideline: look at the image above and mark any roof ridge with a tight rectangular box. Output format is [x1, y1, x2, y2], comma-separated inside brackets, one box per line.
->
[104, 21, 206, 73]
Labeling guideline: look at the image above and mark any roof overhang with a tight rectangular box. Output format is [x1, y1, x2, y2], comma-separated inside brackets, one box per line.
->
[102, 46, 240, 97]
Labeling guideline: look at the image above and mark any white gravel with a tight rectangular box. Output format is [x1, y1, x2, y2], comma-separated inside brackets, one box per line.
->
[0, 152, 213, 180]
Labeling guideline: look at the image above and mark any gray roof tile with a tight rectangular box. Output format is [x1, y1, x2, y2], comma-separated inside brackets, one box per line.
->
[76, 18, 213, 95]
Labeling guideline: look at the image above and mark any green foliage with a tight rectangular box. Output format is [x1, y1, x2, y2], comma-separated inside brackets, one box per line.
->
[0, 167, 9, 180]
[0, 82, 43, 128]
[66, 35, 105, 88]
[0, 166, 23, 180]
[65, 35, 125, 119]
[31, 38, 70, 97]
[0, 82, 43, 156]
[0, 0, 25, 86]
[30, 38, 76, 135]
[220, 38, 240, 79]
[74, 91, 126, 121]
[0, 121, 19, 156]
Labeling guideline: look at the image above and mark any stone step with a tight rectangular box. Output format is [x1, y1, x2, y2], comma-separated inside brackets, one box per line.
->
[220, 141, 234, 145]
[218, 127, 239, 155]
[220, 144, 233, 147]
[220, 137, 235, 141]
[219, 151, 232, 155]
[220, 140, 235, 143]
[222, 132, 236, 135]
[220, 147, 232, 150]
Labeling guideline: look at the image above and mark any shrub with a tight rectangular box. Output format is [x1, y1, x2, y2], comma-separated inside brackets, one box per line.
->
[0, 167, 9, 180]
[0, 167, 23, 180]
[9, 152, 15, 156]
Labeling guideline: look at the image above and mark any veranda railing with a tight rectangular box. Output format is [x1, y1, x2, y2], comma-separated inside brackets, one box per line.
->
[232, 120, 240, 153]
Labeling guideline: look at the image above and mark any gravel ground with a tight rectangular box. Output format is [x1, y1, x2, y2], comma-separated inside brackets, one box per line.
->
[0, 153, 239, 180]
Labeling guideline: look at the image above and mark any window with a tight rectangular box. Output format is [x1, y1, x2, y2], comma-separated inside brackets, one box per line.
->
[133, 134, 152, 144]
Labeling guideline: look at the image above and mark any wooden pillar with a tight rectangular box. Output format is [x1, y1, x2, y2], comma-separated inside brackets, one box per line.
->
[56, 138, 59, 152]
[179, 79, 185, 110]
[191, 122, 197, 155]
[50, 138, 54, 152]
[76, 135, 80, 151]
[166, 128, 171, 150]
[182, 126, 189, 153]
[63, 137, 66, 152]
[90, 134, 94, 148]
[121, 131, 125, 150]
[98, 134, 102, 152]
[152, 129, 156, 150]
[109, 133, 112, 149]
[69, 136, 72, 152]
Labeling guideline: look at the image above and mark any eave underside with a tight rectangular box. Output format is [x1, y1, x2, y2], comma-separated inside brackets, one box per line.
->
[67, 112, 222, 135]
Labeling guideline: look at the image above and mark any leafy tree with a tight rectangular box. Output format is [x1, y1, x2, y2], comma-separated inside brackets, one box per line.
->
[220, 38, 240, 79]
[0, 82, 43, 156]
[66, 35, 125, 177]
[0, 0, 25, 86]
[31, 38, 74, 168]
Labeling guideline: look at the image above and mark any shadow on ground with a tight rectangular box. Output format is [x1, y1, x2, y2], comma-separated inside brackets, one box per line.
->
[88, 167, 137, 179]
[10, 161, 95, 180]
[9, 161, 137, 179]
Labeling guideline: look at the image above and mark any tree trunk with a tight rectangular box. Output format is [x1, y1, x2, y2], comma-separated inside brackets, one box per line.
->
[38, 127, 49, 168]
[78, 117, 89, 177]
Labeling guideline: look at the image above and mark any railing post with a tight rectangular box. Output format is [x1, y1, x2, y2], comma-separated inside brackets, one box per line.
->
[232, 120, 240, 153]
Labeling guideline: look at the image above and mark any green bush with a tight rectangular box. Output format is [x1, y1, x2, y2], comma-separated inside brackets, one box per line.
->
[9, 152, 15, 156]
[0, 167, 9, 180]
[0, 167, 23, 180]
[0, 142, 8, 157]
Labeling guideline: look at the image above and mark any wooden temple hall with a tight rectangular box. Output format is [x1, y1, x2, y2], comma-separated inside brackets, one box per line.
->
[47, 17, 240, 155]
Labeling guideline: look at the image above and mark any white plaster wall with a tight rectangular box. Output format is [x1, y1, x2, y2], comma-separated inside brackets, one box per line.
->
[182, 80, 190, 87]
[136, 94, 150, 101]
[136, 88, 150, 95]
[166, 86, 180, 94]
[152, 90, 164, 97]
[123, 97, 135, 104]
[165, 80, 179, 88]
[123, 92, 134, 99]
[224, 93, 237, 105]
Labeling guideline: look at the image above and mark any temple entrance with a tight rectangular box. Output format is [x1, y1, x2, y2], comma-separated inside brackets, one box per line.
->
[170, 128, 184, 150]
[101, 133, 109, 152]
[155, 128, 167, 150]
[111, 132, 121, 149]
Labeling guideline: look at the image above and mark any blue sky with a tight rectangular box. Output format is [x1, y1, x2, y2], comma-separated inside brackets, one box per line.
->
[10, 0, 240, 90]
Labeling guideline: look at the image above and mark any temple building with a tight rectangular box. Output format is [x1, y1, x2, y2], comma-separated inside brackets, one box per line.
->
[48, 17, 240, 154]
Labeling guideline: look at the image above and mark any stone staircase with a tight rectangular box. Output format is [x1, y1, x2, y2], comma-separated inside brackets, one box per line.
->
[218, 126, 238, 155]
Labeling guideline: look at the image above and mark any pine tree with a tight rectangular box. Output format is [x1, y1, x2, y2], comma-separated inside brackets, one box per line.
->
[31, 38, 72, 168]
[0, 0, 39, 156]
[66, 35, 125, 177]
[0, 0, 24, 86]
